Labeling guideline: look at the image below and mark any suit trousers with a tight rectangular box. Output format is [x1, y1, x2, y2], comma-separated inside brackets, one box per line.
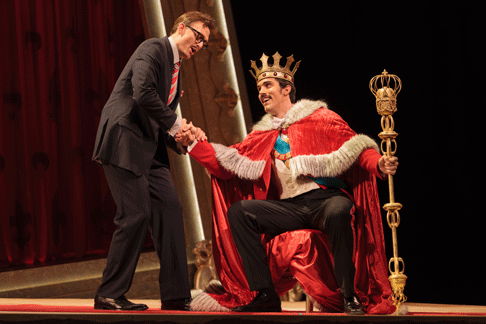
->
[226, 187, 356, 298]
[96, 160, 191, 301]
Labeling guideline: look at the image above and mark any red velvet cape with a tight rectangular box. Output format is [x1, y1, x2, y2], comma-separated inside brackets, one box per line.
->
[189, 104, 395, 314]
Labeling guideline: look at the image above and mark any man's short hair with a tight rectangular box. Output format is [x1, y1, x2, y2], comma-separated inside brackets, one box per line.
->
[170, 11, 216, 35]
[277, 79, 296, 103]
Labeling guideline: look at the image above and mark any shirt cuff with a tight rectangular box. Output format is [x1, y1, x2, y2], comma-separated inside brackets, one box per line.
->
[168, 116, 182, 137]
[187, 139, 199, 152]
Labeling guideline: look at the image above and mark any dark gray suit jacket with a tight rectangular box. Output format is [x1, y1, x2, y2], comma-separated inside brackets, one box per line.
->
[92, 37, 182, 176]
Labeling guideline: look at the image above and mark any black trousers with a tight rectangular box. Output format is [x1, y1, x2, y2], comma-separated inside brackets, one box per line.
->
[226, 188, 356, 298]
[96, 161, 191, 301]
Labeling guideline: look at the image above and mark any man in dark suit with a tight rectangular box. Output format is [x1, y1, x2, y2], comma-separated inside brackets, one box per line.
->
[92, 11, 214, 311]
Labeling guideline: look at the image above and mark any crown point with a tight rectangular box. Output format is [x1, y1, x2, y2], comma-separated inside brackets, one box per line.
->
[260, 53, 269, 64]
[272, 52, 282, 66]
[292, 60, 301, 74]
[284, 55, 295, 69]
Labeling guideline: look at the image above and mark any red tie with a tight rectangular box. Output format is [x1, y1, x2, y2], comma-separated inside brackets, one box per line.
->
[167, 62, 180, 105]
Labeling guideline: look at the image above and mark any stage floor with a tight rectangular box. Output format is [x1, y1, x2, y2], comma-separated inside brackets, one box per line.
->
[1, 298, 486, 324]
[1, 298, 486, 313]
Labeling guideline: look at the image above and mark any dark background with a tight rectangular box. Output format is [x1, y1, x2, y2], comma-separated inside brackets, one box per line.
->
[230, 0, 486, 306]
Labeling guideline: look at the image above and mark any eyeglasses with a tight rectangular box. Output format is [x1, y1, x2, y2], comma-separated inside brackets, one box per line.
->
[186, 25, 209, 49]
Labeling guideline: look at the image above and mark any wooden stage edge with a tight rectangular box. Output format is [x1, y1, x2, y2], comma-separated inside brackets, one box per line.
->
[1, 299, 486, 323]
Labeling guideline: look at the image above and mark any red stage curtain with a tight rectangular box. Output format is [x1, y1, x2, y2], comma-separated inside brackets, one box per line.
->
[0, 0, 146, 269]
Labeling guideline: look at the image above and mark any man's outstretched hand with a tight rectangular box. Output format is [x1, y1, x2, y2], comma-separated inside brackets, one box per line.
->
[175, 118, 207, 146]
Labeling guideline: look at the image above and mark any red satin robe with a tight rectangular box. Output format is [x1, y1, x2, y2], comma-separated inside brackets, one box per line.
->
[189, 102, 395, 314]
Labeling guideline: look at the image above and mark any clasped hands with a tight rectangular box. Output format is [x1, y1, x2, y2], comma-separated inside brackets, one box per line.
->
[175, 118, 207, 146]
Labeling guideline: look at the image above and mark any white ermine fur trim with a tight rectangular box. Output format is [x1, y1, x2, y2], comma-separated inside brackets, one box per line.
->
[190, 292, 231, 312]
[253, 99, 328, 131]
[212, 143, 265, 180]
[290, 134, 379, 179]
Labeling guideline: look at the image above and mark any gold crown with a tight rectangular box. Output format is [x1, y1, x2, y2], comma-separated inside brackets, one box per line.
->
[250, 52, 300, 84]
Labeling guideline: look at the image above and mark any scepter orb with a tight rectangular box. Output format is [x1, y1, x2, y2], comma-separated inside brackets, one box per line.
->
[370, 70, 407, 313]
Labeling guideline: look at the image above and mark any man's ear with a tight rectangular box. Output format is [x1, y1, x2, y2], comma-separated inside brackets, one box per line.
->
[177, 23, 186, 36]
[283, 85, 291, 96]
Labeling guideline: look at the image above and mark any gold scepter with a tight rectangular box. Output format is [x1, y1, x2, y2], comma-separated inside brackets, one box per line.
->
[369, 70, 407, 313]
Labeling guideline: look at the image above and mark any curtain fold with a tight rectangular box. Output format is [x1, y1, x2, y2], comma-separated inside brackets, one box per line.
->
[0, 0, 146, 269]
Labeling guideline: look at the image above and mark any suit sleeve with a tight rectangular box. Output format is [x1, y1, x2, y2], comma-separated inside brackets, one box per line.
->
[131, 42, 178, 132]
[164, 132, 186, 155]
[189, 141, 234, 180]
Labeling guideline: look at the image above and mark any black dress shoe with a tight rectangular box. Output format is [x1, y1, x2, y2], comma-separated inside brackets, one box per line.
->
[233, 291, 281, 312]
[343, 296, 365, 315]
[94, 295, 148, 311]
[161, 298, 191, 311]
